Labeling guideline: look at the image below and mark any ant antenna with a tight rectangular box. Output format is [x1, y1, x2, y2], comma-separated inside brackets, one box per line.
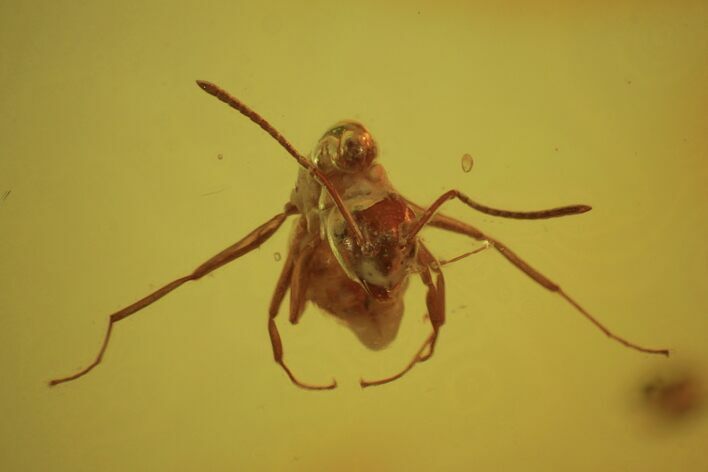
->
[196, 80, 367, 249]
[407, 189, 591, 241]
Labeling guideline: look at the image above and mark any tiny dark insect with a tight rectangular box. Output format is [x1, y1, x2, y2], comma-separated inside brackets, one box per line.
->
[49, 81, 669, 390]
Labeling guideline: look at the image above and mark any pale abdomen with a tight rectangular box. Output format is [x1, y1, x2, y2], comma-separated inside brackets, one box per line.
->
[305, 238, 407, 350]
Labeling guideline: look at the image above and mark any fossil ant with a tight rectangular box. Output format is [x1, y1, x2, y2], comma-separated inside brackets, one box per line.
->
[49, 81, 669, 390]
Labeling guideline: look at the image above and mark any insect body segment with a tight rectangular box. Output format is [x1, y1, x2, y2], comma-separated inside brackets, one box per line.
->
[344, 195, 417, 299]
[49, 81, 668, 391]
[319, 181, 418, 299]
[305, 120, 417, 300]
[313, 121, 378, 174]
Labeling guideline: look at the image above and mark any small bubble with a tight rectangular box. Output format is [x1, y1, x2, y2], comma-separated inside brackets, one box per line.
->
[273, 252, 282, 261]
[217, 153, 223, 160]
[461, 153, 474, 173]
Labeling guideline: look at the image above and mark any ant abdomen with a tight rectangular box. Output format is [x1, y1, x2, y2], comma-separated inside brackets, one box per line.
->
[313, 121, 377, 174]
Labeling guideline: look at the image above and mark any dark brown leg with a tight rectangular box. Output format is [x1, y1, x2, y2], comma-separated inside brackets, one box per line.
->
[49, 204, 298, 387]
[267, 221, 336, 390]
[288, 241, 315, 325]
[360, 243, 446, 388]
[406, 200, 669, 357]
[438, 242, 490, 268]
[417, 243, 446, 362]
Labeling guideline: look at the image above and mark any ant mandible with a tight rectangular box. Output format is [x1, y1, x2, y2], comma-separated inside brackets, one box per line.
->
[49, 81, 669, 390]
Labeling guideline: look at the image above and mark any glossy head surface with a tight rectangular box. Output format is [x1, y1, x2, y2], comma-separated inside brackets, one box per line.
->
[313, 121, 378, 173]
[326, 195, 417, 299]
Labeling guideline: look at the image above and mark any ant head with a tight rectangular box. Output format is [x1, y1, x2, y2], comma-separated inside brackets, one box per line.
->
[327, 195, 417, 300]
[313, 121, 378, 173]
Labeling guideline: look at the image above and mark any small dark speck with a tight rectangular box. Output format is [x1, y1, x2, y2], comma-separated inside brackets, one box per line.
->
[1, 190, 10, 203]
[217, 153, 224, 160]
[273, 252, 282, 262]
[554, 147, 559, 152]
[626, 80, 632, 85]
[417, 10, 421, 14]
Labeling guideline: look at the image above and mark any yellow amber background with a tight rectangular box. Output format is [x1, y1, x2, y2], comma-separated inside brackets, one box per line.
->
[1, 1, 707, 470]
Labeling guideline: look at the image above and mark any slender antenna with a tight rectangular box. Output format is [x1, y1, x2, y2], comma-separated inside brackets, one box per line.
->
[195, 80, 366, 249]
[407, 189, 591, 240]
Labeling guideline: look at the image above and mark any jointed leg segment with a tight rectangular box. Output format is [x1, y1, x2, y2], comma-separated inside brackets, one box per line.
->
[408, 198, 669, 357]
[49, 204, 298, 387]
[360, 243, 446, 388]
[267, 220, 337, 390]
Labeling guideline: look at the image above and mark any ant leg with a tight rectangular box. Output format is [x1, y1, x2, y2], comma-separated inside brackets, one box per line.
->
[360, 244, 445, 388]
[288, 241, 315, 325]
[49, 204, 298, 387]
[416, 243, 446, 363]
[438, 241, 491, 268]
[408, 202, 669, 357]
[268, 222, 336, 390]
